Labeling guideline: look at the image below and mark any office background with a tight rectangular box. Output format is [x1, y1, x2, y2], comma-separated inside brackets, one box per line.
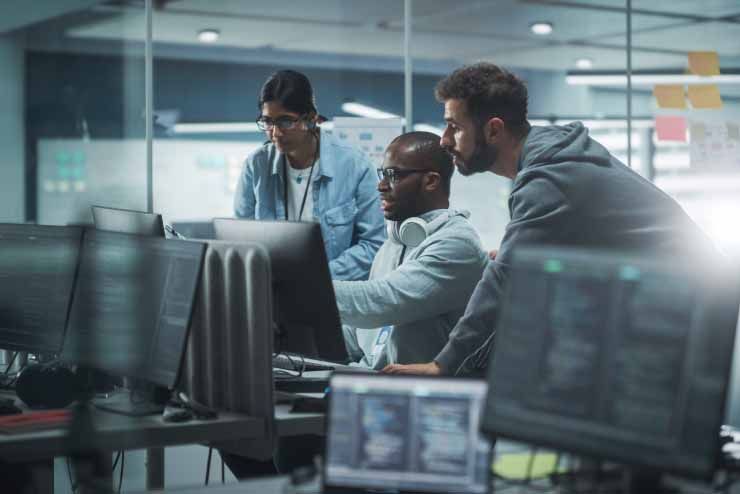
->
[1, 0, 739, 491]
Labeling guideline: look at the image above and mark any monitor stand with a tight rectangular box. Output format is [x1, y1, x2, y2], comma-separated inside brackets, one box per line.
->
[93, 382, 170, 416]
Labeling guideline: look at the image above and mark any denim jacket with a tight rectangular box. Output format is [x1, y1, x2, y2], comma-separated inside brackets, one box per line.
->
[233, 129, 386, 281]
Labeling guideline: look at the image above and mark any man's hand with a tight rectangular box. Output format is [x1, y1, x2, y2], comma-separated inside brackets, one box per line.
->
[381, 361, 442, 375]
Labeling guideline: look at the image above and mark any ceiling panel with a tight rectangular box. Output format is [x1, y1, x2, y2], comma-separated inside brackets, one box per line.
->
[62, 0, 740, 72]
[68, 8, 535, 61]
[601, 21, 740, 57]
[172, 0, 403, 25]
[477, 43, 687, 71]
[632, 0, 740, 17]
[524, 0, 740, 18]
[0, 0, 102, 34]
[398, 0, 689, 44]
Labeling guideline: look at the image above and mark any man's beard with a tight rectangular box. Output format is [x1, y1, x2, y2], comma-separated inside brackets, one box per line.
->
[457, 134, 498, 176]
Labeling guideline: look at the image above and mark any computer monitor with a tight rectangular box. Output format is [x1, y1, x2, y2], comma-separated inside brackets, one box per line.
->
[213, 219, 347, 362]
[62, 230, 205, 392]
[91, 205, 165, 237]
[170, 221, 215, 240]
[483, 247, 740, 480]
[325, 373, 491, 493]
[0, 224, 83, 354]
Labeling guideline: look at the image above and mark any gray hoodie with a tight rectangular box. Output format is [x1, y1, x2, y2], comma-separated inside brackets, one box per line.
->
[435, 122, 714, 376]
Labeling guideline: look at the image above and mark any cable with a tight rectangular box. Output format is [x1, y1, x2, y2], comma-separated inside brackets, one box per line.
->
[118, 451, 125, 494]
[4, 352, 18, 375]
[525, 447, 538, 483]
[221, 451, 225, 483]
[205, 447, 213, 485]
[112, 451, 122, 471]
[66, 458, 77, 494]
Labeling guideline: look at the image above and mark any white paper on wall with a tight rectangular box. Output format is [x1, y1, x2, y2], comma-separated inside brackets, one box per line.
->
[37, 138, 262, 225]
[689, 112, 740, 170]
[331, 117, 404, 167]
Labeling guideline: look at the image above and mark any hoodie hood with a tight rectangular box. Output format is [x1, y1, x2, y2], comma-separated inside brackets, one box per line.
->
[518, 121, 614, 173]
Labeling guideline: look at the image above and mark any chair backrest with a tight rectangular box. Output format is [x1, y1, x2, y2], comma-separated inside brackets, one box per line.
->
[179, 240, 274, 459]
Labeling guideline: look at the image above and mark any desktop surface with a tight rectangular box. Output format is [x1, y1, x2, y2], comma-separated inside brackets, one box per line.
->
[325, 373, 491, 494]
[483, 247, 739, 480]
[0, 224, 82, 354]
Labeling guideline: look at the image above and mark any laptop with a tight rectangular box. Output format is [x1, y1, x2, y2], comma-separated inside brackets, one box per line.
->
[324, 372, 492, 493]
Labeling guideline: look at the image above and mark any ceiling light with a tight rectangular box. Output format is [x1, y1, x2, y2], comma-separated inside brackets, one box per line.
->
[197, 29, 220, 43]
[174, 122, 259, 133]
[530, 22, 553, 36]
[341, 102, 400, 119]
[566, 71, 740, 86]
[575, 58, 594, 70]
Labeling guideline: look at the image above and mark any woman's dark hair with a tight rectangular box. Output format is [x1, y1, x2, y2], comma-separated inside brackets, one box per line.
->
[258, 70, 318, 116]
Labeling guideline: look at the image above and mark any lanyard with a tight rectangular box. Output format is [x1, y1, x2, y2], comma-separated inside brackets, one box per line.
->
[281, 135, 318, 221]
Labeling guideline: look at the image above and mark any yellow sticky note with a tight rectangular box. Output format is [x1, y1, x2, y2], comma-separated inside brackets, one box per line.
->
[653, 85, 686, 109]
[688, 51, 720, 76]
[493, 452, 563, 480]
[687, 85, 722, 109]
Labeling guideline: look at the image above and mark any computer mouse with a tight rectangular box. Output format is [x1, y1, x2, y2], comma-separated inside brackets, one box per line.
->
[162, 406, 192, 423]
[0, 397, 22, 415]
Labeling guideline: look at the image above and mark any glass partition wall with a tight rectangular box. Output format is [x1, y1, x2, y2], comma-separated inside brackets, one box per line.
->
[4, 0, 740, 489]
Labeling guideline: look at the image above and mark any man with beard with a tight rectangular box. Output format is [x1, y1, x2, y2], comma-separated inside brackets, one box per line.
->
[335, 131, 487, 369]
[383, 62, 714, 377]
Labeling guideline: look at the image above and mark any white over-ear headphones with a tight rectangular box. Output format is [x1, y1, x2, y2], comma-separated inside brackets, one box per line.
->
[387, 210, 471, 248]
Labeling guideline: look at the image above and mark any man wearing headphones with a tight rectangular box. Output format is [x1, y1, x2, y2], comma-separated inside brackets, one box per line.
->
[334, 131, 488, 369]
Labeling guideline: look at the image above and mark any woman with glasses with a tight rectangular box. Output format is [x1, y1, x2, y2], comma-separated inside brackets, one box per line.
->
[234, 69, 385, 281]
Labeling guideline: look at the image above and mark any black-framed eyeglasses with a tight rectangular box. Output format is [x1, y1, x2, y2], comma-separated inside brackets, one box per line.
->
[377, 167, 429, 186]
[255, 115, 303, 131]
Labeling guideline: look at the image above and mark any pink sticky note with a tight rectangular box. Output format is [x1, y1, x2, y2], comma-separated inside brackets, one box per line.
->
[655, 115, 687, 142]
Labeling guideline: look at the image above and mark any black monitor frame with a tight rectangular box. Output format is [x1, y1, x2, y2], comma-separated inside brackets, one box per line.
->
[61, 229, 205, 390]
[482, 247, 740, 480]
[91, 205, 165, 237]
[213, 218, 347, 362]
[0, 224, 83, 354]
[324, 372, 492, 494]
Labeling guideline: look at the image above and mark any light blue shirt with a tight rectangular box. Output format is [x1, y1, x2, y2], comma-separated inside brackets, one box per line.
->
[233, 129, 386, 281]
[335, 209, 488, 367]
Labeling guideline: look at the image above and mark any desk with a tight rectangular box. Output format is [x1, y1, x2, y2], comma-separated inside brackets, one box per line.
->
[0, 398, 324, 492]
[275, 404, 324, 437]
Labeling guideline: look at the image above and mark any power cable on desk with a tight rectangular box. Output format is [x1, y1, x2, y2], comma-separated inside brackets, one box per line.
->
[118, 451, 125, 493]
[3, 352, 18, 375]
[273, 352, 306, 378]
[205, 446, 213, 485]
[66, 457, 77, 494]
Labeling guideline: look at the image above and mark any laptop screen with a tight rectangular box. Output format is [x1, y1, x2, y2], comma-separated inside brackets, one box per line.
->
[325, 373, 491, 493]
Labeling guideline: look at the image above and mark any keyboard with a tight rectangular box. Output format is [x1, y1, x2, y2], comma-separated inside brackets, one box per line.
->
[272, 354, 373, 373]
[273, 354, 336, 372]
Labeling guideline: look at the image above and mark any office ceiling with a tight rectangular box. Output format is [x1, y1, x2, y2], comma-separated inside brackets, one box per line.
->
[11, 0, 740, 72]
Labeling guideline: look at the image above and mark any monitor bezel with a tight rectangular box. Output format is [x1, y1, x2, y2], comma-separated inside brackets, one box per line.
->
[323, 371, 493, 494]
[482, 246, 739, 481]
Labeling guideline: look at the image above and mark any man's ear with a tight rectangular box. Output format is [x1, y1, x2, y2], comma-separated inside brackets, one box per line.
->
[483, 117, 505, 144]
[424, 171, 442, 192]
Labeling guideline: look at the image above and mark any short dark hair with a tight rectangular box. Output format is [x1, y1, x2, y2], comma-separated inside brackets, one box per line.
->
[435, 62, 530, 138]
[388, 131, 455, 196]
[259, 70, 317, 116]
